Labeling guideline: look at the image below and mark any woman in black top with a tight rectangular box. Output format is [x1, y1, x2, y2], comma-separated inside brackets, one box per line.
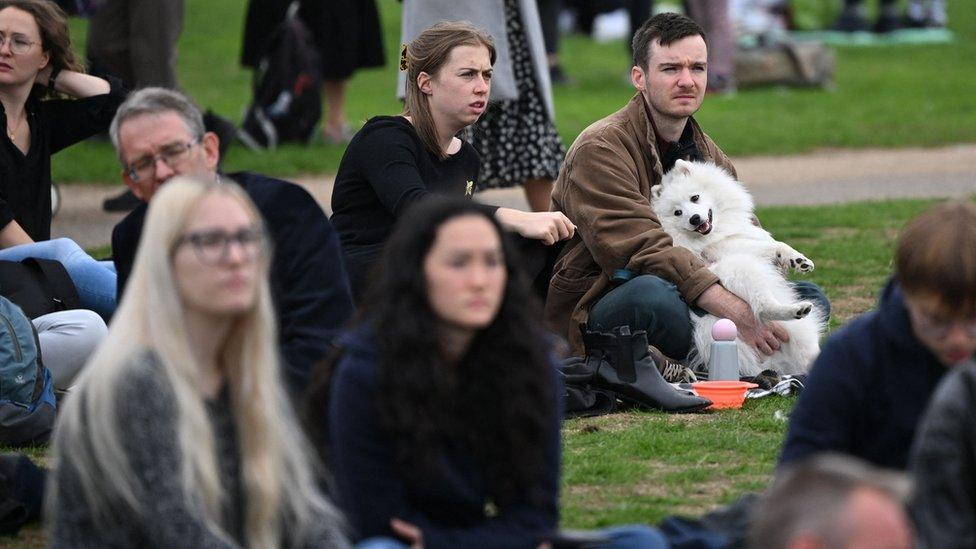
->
[330, 21, 575, 299]
[308, 197, 664, 548]
[0, 0, 124, 318]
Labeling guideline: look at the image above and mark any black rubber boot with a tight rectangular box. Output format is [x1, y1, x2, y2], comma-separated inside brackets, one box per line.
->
[582, 326, 711, 413]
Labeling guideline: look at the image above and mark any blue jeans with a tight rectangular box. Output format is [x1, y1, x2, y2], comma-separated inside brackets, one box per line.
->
[589, 274, 830, 361]
[355, 526, 666, 549]
[0, 238, 117, 319]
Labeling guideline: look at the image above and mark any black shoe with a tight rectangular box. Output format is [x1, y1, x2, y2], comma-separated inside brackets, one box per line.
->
[582, 326, 711, 413]
[102, 189, 141, 212]
[874, 12, 903, 33]
[832, 6, 869, 32]
[549, 64, 576, 86]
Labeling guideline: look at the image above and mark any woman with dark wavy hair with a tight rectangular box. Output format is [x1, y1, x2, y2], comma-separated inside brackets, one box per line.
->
[306, 196, 663, 548]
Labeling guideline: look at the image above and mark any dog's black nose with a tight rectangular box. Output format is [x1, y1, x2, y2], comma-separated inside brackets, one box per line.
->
[689, 214, 701, 226]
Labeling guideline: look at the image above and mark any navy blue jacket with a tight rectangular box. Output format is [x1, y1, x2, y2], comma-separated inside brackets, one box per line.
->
[112, 172, 355, 392]
[780, 280, 950, 470]
[328, 328, 561, 548]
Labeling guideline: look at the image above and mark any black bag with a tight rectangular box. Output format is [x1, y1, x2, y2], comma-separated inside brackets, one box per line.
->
[558, 356, 617, 418]
[0, 453, 45, 536]
[0, 258, 81, 320]
[240, 1, 322, 150]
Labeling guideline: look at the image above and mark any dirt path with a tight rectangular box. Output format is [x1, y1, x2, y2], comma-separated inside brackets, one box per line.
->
[52, 144, 976, 250]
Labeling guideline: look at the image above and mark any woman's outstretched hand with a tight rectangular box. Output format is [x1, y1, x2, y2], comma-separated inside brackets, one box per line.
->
[495, 208, 576, 245]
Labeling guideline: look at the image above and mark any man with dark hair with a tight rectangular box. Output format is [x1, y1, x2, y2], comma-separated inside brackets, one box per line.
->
[781, 200, 976, 469]
[545, 12, 827, 377]
[750, 453, 913, 549]
[108, 87, 355, 395]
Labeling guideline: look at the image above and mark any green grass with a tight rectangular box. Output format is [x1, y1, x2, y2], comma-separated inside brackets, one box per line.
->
[558, 196, 950, 525]
[48, 0, 976, 183]
[4, 197, 960, 546]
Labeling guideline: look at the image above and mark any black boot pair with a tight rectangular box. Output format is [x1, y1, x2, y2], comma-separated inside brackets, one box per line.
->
[581, 326, 711, 413]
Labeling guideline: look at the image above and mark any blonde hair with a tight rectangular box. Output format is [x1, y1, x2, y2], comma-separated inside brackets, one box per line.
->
[49, 177, 342, 547]
[402, 20, 495, 159]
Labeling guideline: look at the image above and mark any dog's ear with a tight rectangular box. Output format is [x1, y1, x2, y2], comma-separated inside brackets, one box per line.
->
[651, 184, 663, 198]
[673, 159, 693, 176]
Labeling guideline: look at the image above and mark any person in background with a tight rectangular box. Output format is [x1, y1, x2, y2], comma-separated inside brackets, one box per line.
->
[241, 0, 385, 144]
[911, 359, 976, 548]
[109, 87, 354, 394]
[48, 177, 349, 548]
[684, 0, 736, 93]
[308, 196, 665, 548]
[781, 200, 976, 469]
[750, 453, 913, 549]
[832, 0, 947, 32]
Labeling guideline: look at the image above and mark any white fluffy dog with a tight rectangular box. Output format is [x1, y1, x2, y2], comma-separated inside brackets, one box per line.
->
[650, 160, 824, 377]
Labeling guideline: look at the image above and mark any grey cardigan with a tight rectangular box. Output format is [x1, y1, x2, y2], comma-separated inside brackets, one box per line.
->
[397, 0, 555, 120]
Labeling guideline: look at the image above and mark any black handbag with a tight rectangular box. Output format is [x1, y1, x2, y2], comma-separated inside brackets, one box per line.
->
[0, 258, 81, 319]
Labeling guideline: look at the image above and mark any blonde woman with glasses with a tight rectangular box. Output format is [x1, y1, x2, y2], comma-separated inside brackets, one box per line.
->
[48, 177, 349, 548]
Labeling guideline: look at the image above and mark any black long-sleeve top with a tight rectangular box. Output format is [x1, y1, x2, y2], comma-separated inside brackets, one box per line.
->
[112, 172, 355, 394]
[0, 79, 126, 241]
[327, 328, 561, 548]
[330, 116, 496, 299]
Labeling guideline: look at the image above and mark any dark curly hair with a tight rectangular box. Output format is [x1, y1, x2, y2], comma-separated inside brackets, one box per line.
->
[305, 197, 556, 506]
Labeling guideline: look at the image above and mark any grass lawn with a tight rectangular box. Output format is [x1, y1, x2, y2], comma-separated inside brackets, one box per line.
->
[5, 196, 963, 546]
[48, 0, 976, 183]
[4, 0, 972, 544]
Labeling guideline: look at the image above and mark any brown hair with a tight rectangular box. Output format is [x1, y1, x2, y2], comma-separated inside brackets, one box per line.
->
[402, 20, 495, 159]
[631, 12, 706, 71]
[895, 200, 976, 317]
[0, 0, 85, 99]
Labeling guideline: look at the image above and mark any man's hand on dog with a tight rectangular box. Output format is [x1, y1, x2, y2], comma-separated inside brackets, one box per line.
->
[697, 284, 790, 358]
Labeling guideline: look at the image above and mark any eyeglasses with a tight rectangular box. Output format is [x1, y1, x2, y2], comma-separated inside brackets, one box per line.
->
[0, 33, 38, 55]
[125, 139, 200, 182]
[907, 304, 976, 340]
[175, 226, 266, 265]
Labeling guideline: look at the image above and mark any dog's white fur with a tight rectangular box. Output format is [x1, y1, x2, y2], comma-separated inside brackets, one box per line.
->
[651, 159, 824, 376]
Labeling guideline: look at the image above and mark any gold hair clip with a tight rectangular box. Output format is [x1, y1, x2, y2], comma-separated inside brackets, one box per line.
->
[399, 43, 409, 71]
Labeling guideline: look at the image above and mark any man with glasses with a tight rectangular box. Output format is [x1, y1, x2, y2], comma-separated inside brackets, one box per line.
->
[108, 87, 354, 395]
[780, 200, 976, 470]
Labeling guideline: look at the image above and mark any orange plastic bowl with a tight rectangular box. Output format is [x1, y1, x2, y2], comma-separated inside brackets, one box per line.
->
[691, 381, 759, 410]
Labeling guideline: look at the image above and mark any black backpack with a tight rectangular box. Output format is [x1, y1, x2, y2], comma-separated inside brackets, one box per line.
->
[240, 2, 322, 150]
[0, 258, 81, 320]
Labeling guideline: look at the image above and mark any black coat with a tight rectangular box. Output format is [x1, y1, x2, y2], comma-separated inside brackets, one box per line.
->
[112, 172, 355, 393]
[240, 0, 385, 79]
[911, 362, 976, 549]
[779, 280, 950, 470]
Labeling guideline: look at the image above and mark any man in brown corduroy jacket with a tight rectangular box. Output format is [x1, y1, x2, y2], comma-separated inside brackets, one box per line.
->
[545, 12, 828, 369]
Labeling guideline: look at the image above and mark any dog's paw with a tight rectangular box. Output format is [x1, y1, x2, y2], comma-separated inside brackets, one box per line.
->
[793, 301, 813, 319]
[791, 256, 815, 273]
